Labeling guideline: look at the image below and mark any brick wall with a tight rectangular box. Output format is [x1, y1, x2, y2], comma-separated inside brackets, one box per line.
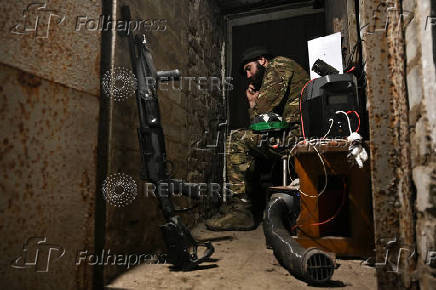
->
[103, 0, 225, 283]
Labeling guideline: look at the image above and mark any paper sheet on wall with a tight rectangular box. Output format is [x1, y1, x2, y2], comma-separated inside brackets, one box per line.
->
[307, 32, 343, 79]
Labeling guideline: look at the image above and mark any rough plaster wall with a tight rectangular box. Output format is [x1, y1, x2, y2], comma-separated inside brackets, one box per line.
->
[404, 0, 436, 288]
[359, 0, 417, 288]
[103, 0, 224, 283]
[359, 1, 401, 288]
[0, 0, 101, 289]
[0, 0, 101, 95]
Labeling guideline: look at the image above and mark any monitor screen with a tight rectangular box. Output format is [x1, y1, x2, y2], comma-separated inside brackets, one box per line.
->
[328, 94, 349, 105]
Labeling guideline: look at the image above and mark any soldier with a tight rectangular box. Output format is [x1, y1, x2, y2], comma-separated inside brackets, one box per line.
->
[206, 47, 309, 231]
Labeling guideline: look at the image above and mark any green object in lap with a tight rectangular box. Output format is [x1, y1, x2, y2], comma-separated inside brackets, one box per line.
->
[250, 121, 289, 133]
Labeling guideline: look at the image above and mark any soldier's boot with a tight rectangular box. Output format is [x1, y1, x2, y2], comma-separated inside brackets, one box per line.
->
[205, 196, 257, 231]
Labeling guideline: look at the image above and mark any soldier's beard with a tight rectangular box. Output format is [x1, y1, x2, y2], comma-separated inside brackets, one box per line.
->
[249, 62, 266, 91]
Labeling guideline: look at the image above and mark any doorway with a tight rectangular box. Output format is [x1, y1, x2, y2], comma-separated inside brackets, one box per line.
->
[226, 4, 325, 129]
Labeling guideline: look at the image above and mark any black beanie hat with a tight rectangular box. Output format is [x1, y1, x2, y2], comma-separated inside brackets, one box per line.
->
[239, 46, 272, 74]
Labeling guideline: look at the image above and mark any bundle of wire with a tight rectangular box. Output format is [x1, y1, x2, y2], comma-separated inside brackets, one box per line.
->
[290, 79, 363, 231]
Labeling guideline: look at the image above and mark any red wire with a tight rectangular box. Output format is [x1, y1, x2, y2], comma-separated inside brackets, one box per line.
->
[346, 66, 356, 73]
[293, 82, 359, 233]
[292, 179, 348, 231]
[309, 187, 346, 227]
[300, 79, 361, 138]
[300, 79, 315, 142]
[346, 110, 360, 133]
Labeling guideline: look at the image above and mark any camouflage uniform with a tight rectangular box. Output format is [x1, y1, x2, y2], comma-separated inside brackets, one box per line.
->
[227, 56, 309, 197]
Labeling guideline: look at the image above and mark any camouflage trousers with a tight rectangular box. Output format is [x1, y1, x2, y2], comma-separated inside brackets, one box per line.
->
[226, 129, 274, 198]
[226, 127, 301, 197]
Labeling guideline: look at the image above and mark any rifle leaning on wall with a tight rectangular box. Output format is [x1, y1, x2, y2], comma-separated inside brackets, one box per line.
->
[120, 5, 214, 270]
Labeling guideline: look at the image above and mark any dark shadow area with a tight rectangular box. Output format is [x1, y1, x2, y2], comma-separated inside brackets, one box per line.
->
[229, 12, 325, 129]
[169, 263, 219, 272]
[198, 236, 234, 243]
[307, 280, 347, 287]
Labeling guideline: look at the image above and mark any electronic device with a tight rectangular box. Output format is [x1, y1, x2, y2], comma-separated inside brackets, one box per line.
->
[301, 73, 362, 138]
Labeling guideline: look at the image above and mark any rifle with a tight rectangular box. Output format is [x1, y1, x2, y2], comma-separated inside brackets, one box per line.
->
[120, 6, 214, 270]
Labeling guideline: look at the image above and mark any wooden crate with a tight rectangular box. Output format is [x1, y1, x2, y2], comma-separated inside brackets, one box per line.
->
[293, 141, 374, 257]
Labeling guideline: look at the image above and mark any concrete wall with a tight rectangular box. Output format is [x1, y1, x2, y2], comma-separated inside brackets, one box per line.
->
[404, 0, 436, 288]
[0, 0, 102, 289]
[359, 0, 436, 288]
[0, 0, 225, 288]
[359, 0, 414, 288]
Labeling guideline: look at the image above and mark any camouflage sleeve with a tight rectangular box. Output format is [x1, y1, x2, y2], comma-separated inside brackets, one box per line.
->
[253, 56, 294, 114]
[282, 61, 309, 124]
[248, 107, 258, 123]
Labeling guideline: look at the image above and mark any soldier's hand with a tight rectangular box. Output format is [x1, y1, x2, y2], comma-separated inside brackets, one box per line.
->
[246, 84, 259, 109]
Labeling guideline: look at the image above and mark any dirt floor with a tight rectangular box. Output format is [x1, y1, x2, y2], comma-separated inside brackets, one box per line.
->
[106, 224, 376, 290]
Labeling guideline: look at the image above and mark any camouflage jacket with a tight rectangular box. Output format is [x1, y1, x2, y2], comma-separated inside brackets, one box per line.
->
[248, 56, 309, 125]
